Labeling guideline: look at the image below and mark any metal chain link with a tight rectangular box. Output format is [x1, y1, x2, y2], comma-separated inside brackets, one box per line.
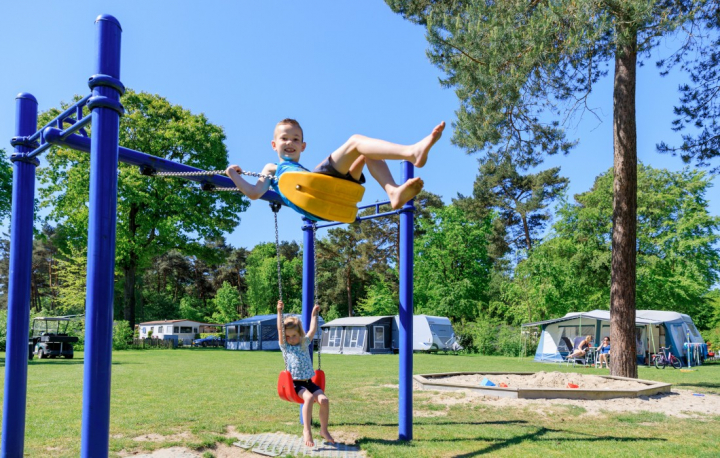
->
[155, 169, 277, 182]
[273, 205, 290, 371]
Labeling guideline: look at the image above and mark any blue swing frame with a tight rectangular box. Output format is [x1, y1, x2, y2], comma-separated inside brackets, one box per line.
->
[2, 15, 417, 458]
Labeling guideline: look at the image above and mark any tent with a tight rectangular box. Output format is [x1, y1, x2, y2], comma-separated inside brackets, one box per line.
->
[522, 310, 707, 364]
[320, 316, 394, 355]
[320, 314, 460, 354]
[225, 314, 324, 351]
[391, 315, 461, 352]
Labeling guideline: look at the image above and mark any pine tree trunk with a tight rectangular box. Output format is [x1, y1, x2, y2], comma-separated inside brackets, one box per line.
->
[610, 31, 639, 379]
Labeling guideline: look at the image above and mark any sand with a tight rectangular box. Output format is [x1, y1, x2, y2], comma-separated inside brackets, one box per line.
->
[414, 371, 720, 418]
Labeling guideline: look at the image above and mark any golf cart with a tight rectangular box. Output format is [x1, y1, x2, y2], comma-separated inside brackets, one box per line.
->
[29, 315, 81, 360]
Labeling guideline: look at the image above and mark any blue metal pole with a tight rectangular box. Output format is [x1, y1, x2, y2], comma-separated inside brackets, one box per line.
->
[1, 93, 39, 458]
[398, 161, 415, 441]
[80, 15, 123, 458]
[300, 217, 315, 423]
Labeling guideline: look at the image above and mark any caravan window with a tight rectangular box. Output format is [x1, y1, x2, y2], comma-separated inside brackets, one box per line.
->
[686, 322, 702, 341]
[238, 326, 250, 342]
[328, 328, 342, 348]
[343, 327, 366, 349]
[227, 325, 238, 341]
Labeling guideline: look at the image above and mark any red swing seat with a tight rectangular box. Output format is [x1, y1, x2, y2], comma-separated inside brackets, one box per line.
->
[277, 369, 326, 404]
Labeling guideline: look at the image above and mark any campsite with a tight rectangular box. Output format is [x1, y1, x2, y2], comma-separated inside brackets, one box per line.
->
[5, 350, 720, 457]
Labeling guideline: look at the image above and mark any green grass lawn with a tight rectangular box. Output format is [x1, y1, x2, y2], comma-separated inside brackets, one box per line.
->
[1, 350, 719, 457]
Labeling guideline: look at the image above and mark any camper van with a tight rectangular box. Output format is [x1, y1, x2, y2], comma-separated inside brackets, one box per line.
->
[392, 315, 460, 352]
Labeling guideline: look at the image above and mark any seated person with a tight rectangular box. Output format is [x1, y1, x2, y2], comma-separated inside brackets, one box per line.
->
[597, 337, 610, 368]
[566, 335, 592, 360]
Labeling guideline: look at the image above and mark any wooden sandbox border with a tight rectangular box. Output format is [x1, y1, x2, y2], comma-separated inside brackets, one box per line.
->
[414, 371, 672, 400]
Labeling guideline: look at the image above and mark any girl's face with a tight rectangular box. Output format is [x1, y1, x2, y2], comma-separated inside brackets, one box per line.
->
[285, 328, 301, 345]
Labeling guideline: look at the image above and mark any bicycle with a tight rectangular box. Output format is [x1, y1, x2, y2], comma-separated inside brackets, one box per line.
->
[652, 346, 682, 369]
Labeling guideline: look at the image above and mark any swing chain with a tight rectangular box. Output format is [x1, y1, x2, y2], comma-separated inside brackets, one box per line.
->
[272, 203, 291, 371]
[155, 169, 277, 182]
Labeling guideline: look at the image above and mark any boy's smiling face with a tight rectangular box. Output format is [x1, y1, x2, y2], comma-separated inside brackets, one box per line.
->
[272, 123, 306, 162]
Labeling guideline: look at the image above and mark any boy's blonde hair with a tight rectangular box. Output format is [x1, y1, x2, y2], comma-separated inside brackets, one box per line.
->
[283, 316, 307, 348]
[275, 118, 304, 141]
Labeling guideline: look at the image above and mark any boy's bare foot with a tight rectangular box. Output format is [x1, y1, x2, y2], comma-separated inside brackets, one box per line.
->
[412, 121, 445, 168]
[320, 429, 335, 444]
[389, 177, 424, 209]
[303, 430, 315, 448]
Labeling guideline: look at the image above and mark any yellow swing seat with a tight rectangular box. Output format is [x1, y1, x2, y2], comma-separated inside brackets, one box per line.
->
[278, 171, 365, 223]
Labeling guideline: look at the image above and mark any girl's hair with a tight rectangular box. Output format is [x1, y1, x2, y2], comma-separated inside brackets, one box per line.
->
[283, 316, 307, 348]
[585, 335, 592, 341]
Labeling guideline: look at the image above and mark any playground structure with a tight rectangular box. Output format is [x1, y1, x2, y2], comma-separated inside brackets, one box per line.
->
[2, 15, 418, 457]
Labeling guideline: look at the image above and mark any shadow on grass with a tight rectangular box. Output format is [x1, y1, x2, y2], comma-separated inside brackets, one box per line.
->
[359, 426, 665, 457]
[333, 419, 527, 428]
[674, 382, 720, 389]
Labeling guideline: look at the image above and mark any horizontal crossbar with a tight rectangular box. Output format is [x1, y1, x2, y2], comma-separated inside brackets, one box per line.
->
[40, 128, 284, 205]
[27, 94, 91, 143]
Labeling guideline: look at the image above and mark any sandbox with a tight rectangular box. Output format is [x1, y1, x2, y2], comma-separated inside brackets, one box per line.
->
[414, 371, 672, 400]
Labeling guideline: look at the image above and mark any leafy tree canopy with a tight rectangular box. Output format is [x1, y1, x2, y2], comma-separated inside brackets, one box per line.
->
[386, 0, 702, 167]
[506, 164, 720, 322]
[414, 204, 493, 322]
[36, 90, 248, 327]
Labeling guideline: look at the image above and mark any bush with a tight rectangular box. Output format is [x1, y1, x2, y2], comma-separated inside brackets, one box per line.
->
[113, 320, 134, 350]
[701, 328, 720, 349]
[455, 318, 532, 356]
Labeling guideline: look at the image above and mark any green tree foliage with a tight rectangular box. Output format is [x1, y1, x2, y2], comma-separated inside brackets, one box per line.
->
[113, 320, 134, 350]
[209, 281, 242, 324]
[55, 244, 88, 316]
[355, 274, 398, 317]
[463, 158, 568, 257]
[37, 90, 248, 328]
[414, 204, 492, 322]
[317, 224, 372, 317]
[506, 164, 720, 323]
[657, 4, 720, 173]
[0, 148, 11, 222]
[386, 0, 705, 377]
[245, 242, 302, 315]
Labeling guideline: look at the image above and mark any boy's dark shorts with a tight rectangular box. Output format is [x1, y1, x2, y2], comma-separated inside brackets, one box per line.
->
[293, 379, 323, 396]
[313, 156, 366, 185]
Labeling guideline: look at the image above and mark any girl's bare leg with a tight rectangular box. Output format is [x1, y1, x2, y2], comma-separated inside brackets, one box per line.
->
[301, 390, 315, 447]
[329, 122, 445, 174]
[365, 159, 424, 209]
[313, 392, 334, 444]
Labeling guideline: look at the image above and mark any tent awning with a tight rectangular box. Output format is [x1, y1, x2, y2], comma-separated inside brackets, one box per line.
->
[522, 310, 667, 327]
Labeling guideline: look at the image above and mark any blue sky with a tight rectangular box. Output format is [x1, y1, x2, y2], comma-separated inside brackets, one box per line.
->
[1, 1, 717, 250]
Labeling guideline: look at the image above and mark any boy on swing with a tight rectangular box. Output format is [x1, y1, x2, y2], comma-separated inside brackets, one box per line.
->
[225, 119, 445, 218]
[277, 300, 332, 447]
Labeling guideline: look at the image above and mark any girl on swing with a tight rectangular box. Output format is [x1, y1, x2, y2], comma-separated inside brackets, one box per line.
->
[277, 300, 334, 447]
